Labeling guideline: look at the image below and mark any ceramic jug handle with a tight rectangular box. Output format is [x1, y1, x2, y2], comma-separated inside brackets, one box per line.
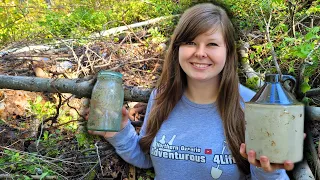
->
[281, 75, 296, 93]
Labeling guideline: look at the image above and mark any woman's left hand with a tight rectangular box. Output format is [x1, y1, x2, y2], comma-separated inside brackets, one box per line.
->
[239, 143, 294, 172]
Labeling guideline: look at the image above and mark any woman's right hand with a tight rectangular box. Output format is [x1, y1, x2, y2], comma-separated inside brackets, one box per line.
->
[87, 106, 129, 139]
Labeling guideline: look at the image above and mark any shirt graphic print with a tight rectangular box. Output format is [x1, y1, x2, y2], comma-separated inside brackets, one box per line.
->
[150, 134, 236, 179]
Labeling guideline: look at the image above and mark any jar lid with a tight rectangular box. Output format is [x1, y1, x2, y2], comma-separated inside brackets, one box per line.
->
[98, 71, 123, 78]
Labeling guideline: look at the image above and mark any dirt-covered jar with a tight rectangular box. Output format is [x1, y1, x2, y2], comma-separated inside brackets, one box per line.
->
[245, 74, 304, 163]
[87, 71, 124, 132]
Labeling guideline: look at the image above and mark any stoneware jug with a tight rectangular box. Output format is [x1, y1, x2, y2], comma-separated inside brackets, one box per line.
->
[245, 74, 304, 163]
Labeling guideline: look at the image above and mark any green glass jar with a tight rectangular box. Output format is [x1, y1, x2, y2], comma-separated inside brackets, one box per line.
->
[87, 71, 124, 131]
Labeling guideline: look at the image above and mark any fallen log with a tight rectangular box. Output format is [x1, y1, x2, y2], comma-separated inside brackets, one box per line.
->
[0, 75, 152, 102]
[89, 15, 179, 39]
[292, 159, 315, 180]
[306, 88, 320, 98]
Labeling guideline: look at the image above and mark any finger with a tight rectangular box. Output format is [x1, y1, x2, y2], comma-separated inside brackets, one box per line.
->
[135, 113, 139, 121]
[122, 106, 129, 120]
[135, 105, 147, 113]
[128, 108, 136, 120]
[239, 143, 248, 159]
[82, 108, 90, 120]
[120, 106, 129, 128]
[248, 150, 261, 167]
[283, 160, 294, 171]
[304, 133, 306, 139]
[133, 102, 147, 108]
[260, 156, 273, 172]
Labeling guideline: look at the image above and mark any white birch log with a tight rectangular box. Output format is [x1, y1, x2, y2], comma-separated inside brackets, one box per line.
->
[89, 15, 179, 38]
[239, 42, 264, 89]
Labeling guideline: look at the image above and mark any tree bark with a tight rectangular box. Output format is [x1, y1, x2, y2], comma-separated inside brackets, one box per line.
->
[239, 42, 264, 89]
[0, 75, 152, 102]
[306, 88, 320, 98]
[292, 159, 315, 180]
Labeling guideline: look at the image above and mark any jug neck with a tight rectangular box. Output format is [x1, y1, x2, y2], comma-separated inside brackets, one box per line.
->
[249, 74, 299, 105]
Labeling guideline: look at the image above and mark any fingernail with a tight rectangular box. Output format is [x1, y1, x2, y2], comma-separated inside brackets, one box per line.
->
[260, 156, 267, 162]
[248, 151, 254, 157]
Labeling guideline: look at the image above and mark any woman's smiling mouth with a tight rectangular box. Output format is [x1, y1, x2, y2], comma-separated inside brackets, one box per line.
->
[191, 63, 212, 69]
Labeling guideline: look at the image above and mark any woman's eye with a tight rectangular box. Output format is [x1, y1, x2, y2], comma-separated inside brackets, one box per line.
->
[208, 43, 218, 46]
[185, 42, 195, 45]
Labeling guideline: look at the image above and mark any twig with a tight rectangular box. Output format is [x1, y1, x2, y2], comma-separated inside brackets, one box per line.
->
[79, 161, 99, 180]
[0, 174, 13, 179]
[260, 7, 282, 76]
[288, 0, 296, 38]
[36, 92, 62, 138]
[1, 151, 68, 179]
[94, 57, 163, 69]
[0, 167, 13, 180]
[36, 118, 44, 151]
[311, 72, 320, 88]
[95, 142, 105, 176]
[30, 175, 58, 180]
[0, 146, 96, 165]
[66, 97, 87, 120]
[122, 21, 146, 45]
[305, 42, 320, 64]
[45, 119, 83, 130]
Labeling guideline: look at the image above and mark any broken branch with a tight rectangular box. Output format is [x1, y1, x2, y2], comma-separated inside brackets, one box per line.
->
[0, 75, 152, 102]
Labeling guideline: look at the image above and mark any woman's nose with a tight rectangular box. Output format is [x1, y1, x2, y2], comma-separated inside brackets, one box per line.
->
[195, 46, 207, 59]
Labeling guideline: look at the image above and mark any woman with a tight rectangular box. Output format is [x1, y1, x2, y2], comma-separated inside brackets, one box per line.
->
[89, 3, 293, 179]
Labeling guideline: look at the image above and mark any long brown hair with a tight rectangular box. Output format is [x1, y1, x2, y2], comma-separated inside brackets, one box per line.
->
[139, 3, 250, 174]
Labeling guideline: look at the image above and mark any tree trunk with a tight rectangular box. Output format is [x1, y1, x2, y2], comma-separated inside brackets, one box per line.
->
[0, 75, 152, 102]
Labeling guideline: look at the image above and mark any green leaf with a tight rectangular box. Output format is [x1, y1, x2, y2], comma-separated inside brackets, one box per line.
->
[300, 82, 311, 94]
[305, 32, 314, 41]
[43, 131, 49, 141]
[35, 96, 43, 104]
[288, 66, 295, 73]
[252, 45, 262, 54]
[302, 97, 311, 106]
[249, 52, 255, 59]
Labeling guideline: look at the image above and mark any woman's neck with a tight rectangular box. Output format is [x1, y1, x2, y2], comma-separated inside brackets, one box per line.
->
[184, 79, 220, 104]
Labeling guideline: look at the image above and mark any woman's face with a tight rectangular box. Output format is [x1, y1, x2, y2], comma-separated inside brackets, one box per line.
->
[178, 28, 227, 84]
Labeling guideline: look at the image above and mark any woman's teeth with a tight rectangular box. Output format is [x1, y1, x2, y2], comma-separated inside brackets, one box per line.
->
[192, 63, 210, 68]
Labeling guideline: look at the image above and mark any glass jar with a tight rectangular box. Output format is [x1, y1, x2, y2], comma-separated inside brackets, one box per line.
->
[87, 71, 124, 132]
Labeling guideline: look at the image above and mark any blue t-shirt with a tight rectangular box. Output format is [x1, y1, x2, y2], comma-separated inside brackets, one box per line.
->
[107, 84, 289, 180]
